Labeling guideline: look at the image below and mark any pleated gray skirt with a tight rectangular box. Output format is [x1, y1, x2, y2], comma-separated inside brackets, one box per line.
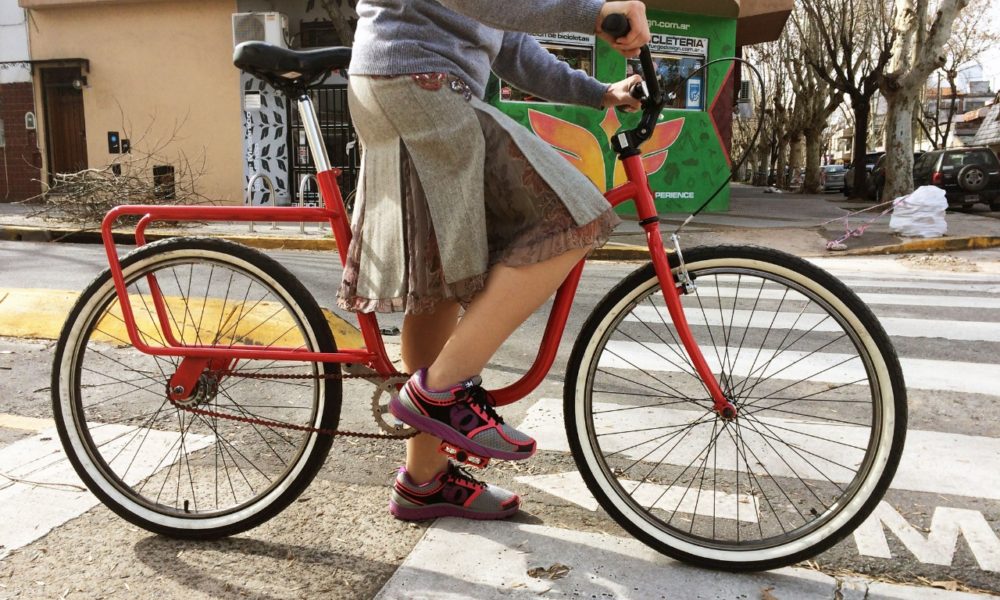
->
[337, 74, 620, 315]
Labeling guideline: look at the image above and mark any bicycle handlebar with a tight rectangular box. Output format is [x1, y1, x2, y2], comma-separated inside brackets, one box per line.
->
[600, 14, 665, 156]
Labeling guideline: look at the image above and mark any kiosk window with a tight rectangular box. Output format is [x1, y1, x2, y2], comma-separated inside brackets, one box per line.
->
[628, 54, 705, 111]
[499, 44, 594, 103]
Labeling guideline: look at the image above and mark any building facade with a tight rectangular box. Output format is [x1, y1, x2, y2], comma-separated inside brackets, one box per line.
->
[0, 0, 40, 202]
[18, 0, 790, 210]
[19, 0, 245, 203]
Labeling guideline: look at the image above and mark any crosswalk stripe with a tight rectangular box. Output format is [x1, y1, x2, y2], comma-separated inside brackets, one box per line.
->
[376, 519, 999, 599]
[0, 426, 212, 558]
[514, 471, 760, 522]
[627, 306, 1000, 342]
[602, 340, 999, 396]
[682, 285, 1000, 309]
[839, 278, 1000, 293]
[808, 257, 1000, 280]
[518, 397, 1000, 501]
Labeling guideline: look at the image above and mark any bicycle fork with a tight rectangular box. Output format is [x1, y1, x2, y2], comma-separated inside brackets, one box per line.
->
[620, 155, 737, 420]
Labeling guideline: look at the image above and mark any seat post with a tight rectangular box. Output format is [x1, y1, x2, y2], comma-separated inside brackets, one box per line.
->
[297, 94, 332, 173]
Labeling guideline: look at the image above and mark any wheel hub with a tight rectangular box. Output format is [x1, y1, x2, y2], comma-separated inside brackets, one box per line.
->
[169, 373, 220, 408]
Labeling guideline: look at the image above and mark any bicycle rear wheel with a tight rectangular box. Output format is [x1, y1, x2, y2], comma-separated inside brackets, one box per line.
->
[52, 237, 341, 539]
[565, 245, 906, 570]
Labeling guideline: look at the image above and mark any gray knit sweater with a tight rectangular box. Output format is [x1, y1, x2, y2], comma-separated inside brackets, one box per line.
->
[350, 0, 609, 109]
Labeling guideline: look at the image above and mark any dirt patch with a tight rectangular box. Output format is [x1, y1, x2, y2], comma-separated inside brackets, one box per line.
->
[896, 253, 981, 272]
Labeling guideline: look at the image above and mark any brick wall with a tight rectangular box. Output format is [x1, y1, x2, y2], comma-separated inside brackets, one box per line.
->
[0, 82, 43, 202]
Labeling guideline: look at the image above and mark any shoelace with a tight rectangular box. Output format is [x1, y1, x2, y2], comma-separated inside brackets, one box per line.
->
[445, 462, 485, 489]
[464, 385, 505, 424]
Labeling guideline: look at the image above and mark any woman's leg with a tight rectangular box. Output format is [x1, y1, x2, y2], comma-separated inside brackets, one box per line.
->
[424, 246, 588, 390]
[400, 300, 460, 484]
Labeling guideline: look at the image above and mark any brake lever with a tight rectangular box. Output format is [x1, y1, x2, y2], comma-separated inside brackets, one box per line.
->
[630, 80, 650, 101]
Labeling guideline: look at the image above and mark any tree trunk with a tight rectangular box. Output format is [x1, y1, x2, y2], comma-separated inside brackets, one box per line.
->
[788, 135, 804, 190]
[882, 0, 969, 201]
[883, 90, 918, 200]
[803, 127, 824, 193]
[850, 97, 872, 196]
[776, 139, 789, 189]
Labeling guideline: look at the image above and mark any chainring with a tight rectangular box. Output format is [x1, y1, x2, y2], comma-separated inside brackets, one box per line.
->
[370, 375, 415, 436]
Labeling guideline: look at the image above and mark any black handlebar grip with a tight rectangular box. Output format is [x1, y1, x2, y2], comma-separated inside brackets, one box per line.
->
[602, 13, 630, 38]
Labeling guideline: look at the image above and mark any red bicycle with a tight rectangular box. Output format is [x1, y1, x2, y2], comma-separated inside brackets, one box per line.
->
[50, 30, 906, 571]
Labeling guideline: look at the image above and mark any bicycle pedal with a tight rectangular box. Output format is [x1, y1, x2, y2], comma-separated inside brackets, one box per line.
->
[343, 362, 377, 377]
[438, 442, 489, 469]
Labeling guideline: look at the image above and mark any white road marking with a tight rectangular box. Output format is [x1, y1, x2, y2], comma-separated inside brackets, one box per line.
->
[514, 470, 760, 523]
[627, 305, 1000, 342]
[0, 426, 212, 558]
[375, 519, 999, 599]
[602, 339, 1000, 396]
[682, 285, 1000, 309]
[839, 278, 1000, 293]
[854, 502, 1000, 572]
[808, 257, 1000, 279]
[518, 398, 1000, 501]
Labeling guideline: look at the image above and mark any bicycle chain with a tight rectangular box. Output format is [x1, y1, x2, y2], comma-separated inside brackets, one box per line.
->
[172, 370, 417, 440]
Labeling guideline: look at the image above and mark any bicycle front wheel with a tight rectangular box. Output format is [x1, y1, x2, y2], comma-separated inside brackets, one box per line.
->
[52, 237, 341, 539]
[565, 245, 906, 570]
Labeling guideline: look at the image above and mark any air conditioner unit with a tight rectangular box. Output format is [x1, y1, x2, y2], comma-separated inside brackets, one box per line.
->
[232, 12, 288, 48]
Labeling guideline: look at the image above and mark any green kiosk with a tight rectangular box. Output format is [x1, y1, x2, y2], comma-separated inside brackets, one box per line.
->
[489, 0, 792, 215]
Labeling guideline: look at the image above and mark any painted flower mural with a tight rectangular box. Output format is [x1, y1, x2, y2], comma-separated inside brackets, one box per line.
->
[528, 107, 685, 192]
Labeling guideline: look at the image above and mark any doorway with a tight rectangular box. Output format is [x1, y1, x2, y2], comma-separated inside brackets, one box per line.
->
[41, 67, 88, 182]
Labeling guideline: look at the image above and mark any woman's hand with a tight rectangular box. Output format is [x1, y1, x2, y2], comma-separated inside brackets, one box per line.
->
[596, 1, 651, 58]
[603, 74, 644, 112]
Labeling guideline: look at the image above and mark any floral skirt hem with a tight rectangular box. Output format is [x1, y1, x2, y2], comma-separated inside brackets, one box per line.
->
[336, 208, 619, 315]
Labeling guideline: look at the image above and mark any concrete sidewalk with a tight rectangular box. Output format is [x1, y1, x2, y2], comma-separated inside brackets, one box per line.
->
[2, 183, 999, 259]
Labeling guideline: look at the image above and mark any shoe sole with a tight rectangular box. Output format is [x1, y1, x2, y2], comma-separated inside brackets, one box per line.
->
[389, 397, 536, 461]
[389, 499, 519, 521]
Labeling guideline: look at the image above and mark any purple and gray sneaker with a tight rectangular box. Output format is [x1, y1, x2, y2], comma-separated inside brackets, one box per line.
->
[389, 463, 520, 521]
[389, 369, 537, 461]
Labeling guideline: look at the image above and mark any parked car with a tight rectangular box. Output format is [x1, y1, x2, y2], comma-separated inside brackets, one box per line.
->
[843, 153, 884, 197]
[913, 147, 1000, 211]
[820, 164, 847, 193]
[867, 152, 924, 201]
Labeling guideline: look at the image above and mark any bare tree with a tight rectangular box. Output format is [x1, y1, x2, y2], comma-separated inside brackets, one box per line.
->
[798, 0, 896, 196]
[919, 0, 995, 149]
[882, 0, 970, 201]
[785, 10, 843, 193]
[743, 44, 795, 187]
[25, 111, 213, 226]
[305, 0, 358, 45]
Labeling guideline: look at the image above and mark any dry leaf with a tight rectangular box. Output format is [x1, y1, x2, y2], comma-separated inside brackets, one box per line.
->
[761, 585, 778, 600]
[930, 581, 959, 592]
[527, 563, 571, 580]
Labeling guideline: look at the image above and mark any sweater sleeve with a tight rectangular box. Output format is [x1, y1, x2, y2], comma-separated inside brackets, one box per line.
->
[492, 32, 608, 109]
[436, 0, 604, 35]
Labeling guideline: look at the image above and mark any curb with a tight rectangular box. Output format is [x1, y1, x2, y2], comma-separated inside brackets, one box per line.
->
[593, 235, 1000, 260]
[0, 224, 337, 252]
[2, 223, 998, 261]
[835, 235, 1000, 256]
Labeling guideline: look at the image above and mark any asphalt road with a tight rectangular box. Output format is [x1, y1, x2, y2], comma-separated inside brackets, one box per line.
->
[1, 240, 999, 599]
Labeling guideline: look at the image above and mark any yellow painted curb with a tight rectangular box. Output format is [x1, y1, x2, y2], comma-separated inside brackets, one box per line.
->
[839, 236, 1000, 256]
[0, 225, 339, 252]
[0, 413, 54, 432]
[0, 288, 363, 349]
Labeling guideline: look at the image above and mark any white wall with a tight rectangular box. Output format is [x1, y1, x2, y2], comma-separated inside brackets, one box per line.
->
[0, 0, 30, 84]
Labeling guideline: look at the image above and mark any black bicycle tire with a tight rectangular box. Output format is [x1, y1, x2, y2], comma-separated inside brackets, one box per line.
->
[564, 245, 907, 571]
[51, 237, 342, 539]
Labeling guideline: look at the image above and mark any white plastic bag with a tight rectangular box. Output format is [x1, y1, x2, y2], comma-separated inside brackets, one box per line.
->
[889, 186, 948, 238]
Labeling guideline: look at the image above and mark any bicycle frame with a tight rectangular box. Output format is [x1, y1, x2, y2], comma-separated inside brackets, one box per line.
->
[100, 93, 731, 414]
